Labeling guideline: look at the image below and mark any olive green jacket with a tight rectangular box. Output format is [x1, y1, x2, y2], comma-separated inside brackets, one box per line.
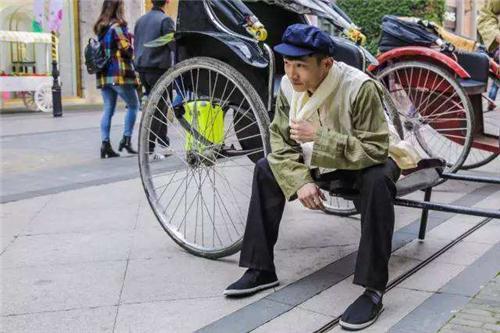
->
[478, 0, 500, 52]
[267, 62, 419, 200]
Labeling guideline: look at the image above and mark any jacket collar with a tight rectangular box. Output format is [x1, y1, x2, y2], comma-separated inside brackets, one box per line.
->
[152, 7, 165, 13]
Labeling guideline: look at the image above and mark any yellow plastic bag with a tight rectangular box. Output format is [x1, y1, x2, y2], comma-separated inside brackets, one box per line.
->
[183, 100, 224, 152]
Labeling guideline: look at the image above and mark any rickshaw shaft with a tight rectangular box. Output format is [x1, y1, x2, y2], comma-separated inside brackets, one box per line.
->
[441, 173, 500, 185]
[394, 198, 500, 219]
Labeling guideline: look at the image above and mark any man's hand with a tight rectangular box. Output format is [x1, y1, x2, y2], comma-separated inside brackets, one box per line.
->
[297, 183, 326, 210]
[290, 120, 318, 143]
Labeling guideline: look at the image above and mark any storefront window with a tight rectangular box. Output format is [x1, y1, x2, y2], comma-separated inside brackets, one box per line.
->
[0, 0, 79, 98]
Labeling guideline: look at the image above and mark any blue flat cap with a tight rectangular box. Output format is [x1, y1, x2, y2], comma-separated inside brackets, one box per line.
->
[274, 24, 334, 57]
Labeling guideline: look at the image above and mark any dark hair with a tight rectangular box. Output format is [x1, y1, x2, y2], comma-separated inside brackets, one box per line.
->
[152, 0, 167, 8]
[93, 0, 127, 36]
[283, 53, 331, 64]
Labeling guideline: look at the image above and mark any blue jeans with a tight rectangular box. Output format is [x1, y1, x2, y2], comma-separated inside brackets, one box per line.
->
[488, 81, 498, 101]
[100, 85, 139, 142]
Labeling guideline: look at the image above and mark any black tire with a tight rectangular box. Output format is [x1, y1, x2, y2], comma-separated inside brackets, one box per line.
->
[461, 151, 499, 169]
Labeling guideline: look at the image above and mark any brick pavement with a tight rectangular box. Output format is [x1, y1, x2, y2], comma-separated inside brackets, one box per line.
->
[439, 274, 500, 333]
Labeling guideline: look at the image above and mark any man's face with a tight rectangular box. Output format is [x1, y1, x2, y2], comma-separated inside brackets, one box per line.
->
[284, 56, 333, 93]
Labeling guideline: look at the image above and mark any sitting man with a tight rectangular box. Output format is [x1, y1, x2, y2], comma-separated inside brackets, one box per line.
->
[224, 24, 420, 330]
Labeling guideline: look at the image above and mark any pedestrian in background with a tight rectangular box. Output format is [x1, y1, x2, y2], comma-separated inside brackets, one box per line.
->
[477, 0, 500, 110]
[94, 0, 140, 158]
[134, 0, 176, 160]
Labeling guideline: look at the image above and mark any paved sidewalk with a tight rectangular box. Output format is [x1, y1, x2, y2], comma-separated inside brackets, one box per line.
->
[439, 274, 500, 333]
[1, 110, 499, 332]
[0, 109, 143, 203]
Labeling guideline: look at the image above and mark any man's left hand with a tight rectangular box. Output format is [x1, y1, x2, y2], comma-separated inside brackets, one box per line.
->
[290, 120, 318, 143]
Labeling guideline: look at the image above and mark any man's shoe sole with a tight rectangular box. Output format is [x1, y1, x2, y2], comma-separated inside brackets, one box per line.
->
[339, 307, 384, 331]
[223, 280, 279, 296]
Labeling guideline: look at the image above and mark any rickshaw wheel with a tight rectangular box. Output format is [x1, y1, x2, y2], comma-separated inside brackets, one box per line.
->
[139, 57, 270, 259]
[34, 83, 53, 113]
[461, 151, 498, 169]
[377, 61, 474, 173]
[20, 92, 37, 111]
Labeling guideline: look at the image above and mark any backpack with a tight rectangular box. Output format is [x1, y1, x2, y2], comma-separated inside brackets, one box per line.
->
[378, 16, 438, 52]
[84, 26, 113, 74]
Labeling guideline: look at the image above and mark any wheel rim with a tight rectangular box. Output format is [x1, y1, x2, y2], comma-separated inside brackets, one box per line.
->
[139, 58, 269, 257]
[35, 84, 53, 112]
[377, 62, 473, 173]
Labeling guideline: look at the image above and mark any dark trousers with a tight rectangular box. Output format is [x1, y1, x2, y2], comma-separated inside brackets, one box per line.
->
[139, 72, 169, 152]
[239, 157, 400, 291]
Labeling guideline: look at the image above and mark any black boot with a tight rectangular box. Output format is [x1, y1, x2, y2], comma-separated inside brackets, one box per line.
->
[118, 136, 137, 154]
[101, 141, 120, 158]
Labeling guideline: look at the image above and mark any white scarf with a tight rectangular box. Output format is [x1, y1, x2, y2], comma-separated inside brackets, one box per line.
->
[288, 67, 336, 166]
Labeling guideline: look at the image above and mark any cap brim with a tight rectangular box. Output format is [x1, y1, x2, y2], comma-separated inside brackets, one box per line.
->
[273, 43, 315, 57]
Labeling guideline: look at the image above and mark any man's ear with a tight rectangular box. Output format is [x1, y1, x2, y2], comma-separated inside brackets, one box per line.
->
[323, 57, 334, 70]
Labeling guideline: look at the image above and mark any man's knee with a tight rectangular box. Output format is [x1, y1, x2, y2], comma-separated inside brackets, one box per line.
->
[256, 157, 271, 172]
[255, 158, 276, 181]
[360, 164, 396, 195]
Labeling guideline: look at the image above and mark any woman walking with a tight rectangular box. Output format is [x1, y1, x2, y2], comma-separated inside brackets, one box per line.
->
[94, 0, 140, 158]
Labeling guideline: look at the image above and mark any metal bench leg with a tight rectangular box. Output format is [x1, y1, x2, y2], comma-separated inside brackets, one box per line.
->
[418, 188, 433, 240]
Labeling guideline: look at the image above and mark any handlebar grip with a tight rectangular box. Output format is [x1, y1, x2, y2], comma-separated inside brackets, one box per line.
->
[254, 27, 268, 42]
[246, 25, 268, 42]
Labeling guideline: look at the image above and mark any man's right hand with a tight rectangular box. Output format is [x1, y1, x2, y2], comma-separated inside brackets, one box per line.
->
[297, 183, 326, 210]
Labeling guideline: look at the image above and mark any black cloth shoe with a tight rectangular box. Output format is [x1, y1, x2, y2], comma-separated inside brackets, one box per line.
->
[339, 290, 384, 331]
[224, 269, 279, 297]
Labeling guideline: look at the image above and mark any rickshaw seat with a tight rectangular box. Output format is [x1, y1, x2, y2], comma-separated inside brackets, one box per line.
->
[395, 165, 442, 197]
[456, 51, 489, 84]
[458, 79, 487, 94]
[331, 37, 365, 71]
[322, 158, 445, 199]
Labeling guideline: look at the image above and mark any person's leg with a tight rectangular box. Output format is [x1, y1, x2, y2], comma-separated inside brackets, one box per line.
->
[100, 86, 117, 142]
[340, 159, 400, 330]
[100, 87, 119, 158]
[225, 158, 286, 296]
[239, 158, 287, 272]
[153, 72, 170, 147]
[141, 73, 160, 153]
[114, 85, 140, 153]
[115, 85, 140, 138]
[353, 159, 400, 291]
[488, 49, 499, 110]
[489, 81, 498, 101]
[143, 72, 169, 153]
[139, 72, 152, 95]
